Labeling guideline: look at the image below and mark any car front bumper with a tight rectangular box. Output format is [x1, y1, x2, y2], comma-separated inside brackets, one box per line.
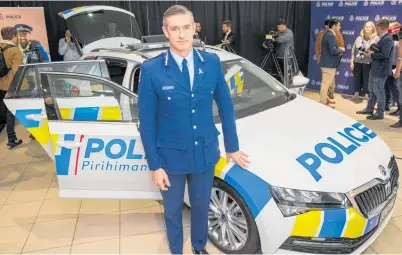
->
[275, 195, 397, 254]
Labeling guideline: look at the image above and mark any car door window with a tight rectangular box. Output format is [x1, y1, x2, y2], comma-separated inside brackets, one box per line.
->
[41, 72, 138, 122]
[6, 66, 39, 99]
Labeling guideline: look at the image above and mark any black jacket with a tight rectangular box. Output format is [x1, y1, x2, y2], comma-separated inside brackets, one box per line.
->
[371, 34, 395, 78]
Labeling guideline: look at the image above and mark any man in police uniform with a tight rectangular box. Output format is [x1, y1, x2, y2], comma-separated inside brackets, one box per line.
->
[14, 24, 50, 64]
[138, 5, 249, 254]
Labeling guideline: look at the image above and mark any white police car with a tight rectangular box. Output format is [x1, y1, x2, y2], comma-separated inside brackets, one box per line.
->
[4, 5, 399, 255]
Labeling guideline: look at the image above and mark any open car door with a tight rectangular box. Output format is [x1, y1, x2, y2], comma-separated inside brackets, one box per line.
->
[39, 71, 160, 199]
[59, 6, 142, 54]
[283, 45, 309, 95]
[4, 60, 110, 159]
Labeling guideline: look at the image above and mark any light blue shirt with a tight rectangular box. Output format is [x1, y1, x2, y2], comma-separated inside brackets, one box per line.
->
[170, 49, 195, 90]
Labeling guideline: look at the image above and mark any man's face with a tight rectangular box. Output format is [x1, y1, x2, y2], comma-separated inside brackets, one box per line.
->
[11, 35, 18, 45]
[376, 25, 385, 35]
[332, 23, 341, 32]
[18, 32, 29, 48]
[196, 22, 201, 33]
[162, 12, 195, 53]
[277, 24, 286, 33]
[65, 29, 71, 38]
[222, 24, 229, 33]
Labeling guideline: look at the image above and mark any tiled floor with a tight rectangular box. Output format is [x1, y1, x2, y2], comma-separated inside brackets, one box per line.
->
[0, 90, 401, 254]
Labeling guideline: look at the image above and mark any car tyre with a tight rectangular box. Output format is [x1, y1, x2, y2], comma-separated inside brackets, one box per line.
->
[208, 177, 261, 254]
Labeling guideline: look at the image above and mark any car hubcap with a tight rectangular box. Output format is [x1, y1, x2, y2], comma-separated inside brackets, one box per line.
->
[208, 187, 249, 251]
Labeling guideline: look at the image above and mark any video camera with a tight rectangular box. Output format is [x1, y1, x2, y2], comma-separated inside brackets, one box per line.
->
[262, 30, 278, 51]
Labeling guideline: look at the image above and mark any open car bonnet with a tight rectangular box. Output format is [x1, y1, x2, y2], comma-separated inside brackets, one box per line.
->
[225, 95, 393, 194]
[59, 6, 142, 54]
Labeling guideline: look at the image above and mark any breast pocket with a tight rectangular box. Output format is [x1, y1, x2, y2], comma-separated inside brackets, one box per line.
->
[157, 139, 189, 170]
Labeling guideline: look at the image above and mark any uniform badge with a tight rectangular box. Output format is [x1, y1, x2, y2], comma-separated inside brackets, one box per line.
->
[162, 85, 175, 90]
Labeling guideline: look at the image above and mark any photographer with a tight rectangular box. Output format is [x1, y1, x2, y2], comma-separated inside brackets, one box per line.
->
[357, 19, 395, 120]
[350, 21, 379, 101]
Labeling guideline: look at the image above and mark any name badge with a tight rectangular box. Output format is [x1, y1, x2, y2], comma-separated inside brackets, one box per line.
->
[162, 85, 175, 91]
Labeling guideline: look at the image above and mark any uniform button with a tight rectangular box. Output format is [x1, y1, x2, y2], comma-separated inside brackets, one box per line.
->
[193, 125, 197, 129]
[192, 94, 195, 97]
[195, 141, 198, 145]
[167, 97, 171, 100]
[192, 109, 195, 113]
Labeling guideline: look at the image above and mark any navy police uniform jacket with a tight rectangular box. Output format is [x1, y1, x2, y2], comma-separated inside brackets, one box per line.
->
[138, 49, 239, 175]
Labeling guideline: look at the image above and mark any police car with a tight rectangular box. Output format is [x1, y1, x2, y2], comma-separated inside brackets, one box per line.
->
[4, 5, 400, 255]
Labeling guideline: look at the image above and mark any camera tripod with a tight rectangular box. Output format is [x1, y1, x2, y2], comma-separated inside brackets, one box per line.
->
[260, 49, 283, 83]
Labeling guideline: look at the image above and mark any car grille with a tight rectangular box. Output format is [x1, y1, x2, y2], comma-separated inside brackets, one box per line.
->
[354, 156, 399, 217]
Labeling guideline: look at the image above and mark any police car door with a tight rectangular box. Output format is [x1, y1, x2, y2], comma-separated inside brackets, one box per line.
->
[39, 71, 160, 199]
[3, 60, 110, 160]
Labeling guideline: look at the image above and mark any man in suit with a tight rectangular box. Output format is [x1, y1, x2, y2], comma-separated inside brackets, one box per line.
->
[138, 5, 249, 254]
[319, 19, 345, 106]
[357, 19, 395, 120]
[221, 20, 237, 53]
[315, 19, 345, 100]
[193, 20, 205, 42]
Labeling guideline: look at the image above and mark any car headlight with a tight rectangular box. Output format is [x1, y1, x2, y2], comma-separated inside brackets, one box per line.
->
[270, 187, 352, 217]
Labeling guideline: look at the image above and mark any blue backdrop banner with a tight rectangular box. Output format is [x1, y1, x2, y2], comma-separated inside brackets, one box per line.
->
[307, 0, 402, 95]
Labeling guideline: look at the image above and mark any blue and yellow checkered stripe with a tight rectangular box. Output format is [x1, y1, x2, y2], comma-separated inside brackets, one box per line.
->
[214, 157, 272, 219]
[59, 106, 122, 121]
[15, 109, 51, 146]
[291, 208, 379, 238]
[226, 68, 244, 94]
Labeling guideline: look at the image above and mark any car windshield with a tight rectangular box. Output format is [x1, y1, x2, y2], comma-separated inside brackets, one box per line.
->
[67, 10, 141, 46]
[213, 58, 291, 121]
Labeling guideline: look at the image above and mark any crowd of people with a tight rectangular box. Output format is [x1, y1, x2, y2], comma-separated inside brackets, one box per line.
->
[316, 18, 402, 129]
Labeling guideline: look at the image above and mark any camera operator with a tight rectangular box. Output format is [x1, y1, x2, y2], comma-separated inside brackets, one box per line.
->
[350, 21, 379, 102]
[357, 19, 395, 120]
[273, 19, 294, 66]
[389, 28, 402, 129]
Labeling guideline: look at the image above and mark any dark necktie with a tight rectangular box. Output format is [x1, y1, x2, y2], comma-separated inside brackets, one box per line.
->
[182, 58, 191, 89]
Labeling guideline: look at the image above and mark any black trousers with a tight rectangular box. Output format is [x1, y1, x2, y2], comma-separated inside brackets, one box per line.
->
[353, 62, 371, 96]
[385, 72, 400, 108]
[0, 89, 17, 141]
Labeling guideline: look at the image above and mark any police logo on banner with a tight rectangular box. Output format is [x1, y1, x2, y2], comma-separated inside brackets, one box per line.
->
[313, 55, 318, 61]
[345, 71, 350, 77]
[347, 44, 352, 50]
[349, 15, 355, 21]
[375, 15, 381, 21]
[339, 0, 344, 7]
[326, 14, 331, 20]
[315, 28, 319, 35]
[312, 80, 316, 86]
[391, 0, 397, 5]
[364, 0, 369, 6]
[316, 1, 321, 7]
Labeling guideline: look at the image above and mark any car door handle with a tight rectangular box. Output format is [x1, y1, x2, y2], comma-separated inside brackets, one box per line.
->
[57, 141, 82, 149]
[25, 114, 47, 121]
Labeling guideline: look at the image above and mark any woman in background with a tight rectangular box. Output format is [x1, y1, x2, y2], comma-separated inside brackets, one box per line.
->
[350, 21, 379, 101]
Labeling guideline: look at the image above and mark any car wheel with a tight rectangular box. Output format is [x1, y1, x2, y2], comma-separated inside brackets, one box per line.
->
[208, 178, 261, 254]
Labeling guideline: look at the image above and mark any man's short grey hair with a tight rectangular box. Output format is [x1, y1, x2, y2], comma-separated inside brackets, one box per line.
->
[163, 5, 194, 27]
